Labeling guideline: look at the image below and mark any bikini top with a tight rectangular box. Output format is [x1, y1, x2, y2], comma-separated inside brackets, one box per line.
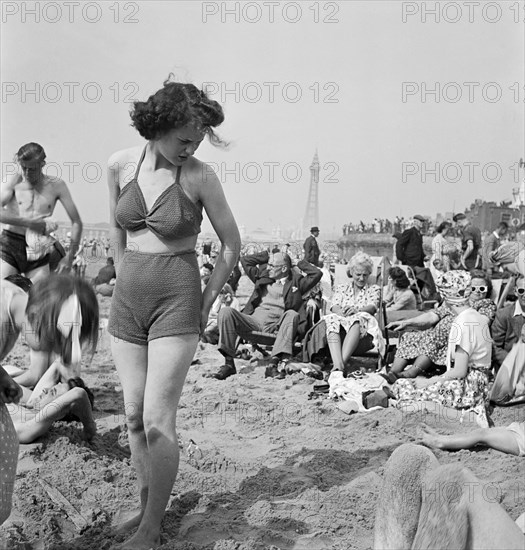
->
[114, 147, 202, 240]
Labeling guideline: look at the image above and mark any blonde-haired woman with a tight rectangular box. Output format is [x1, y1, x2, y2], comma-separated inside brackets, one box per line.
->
[303, 252, 384, 376]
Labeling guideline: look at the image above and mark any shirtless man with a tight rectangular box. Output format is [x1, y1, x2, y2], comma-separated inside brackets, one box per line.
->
[0, 142, 83, 282]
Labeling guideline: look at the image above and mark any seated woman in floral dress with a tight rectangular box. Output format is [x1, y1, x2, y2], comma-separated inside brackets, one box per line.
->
[390, 271, 493, 427]
[302, 252, 384, 376]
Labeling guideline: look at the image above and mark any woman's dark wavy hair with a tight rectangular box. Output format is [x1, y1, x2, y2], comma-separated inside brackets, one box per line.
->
[130, 76, 227, 146]
[469, 269, 492, 298]
[26, 275, 99, 365]
[388, 266, 411, 289]
[436, 221, 452, 234]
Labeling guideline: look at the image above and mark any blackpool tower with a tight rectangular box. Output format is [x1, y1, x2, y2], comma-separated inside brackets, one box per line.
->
[302, 150, 320, 232]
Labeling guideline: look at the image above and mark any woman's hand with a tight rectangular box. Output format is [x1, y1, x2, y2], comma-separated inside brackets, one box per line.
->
[343, 304, 357, 316]
[386, 320, 406, 331]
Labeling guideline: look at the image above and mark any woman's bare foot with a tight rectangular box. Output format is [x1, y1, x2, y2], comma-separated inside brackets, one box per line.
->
[113, 531, 161, 550]
[112, 509, 144, 535]
[82, 420, 97, 441]
[419, 425, 443, 449]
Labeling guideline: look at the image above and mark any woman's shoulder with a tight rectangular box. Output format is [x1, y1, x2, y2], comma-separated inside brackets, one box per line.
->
[456, 307, 486, 324]
[107, 146, 143, 170]
[183, 156, 220, 186]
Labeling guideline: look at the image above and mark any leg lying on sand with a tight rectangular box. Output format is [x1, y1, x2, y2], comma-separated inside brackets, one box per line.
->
[374, 443, 525, 550]
[421, 425, 522, 456]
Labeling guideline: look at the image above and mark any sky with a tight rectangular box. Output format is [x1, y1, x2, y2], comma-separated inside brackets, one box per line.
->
[1, 0, 524, 236]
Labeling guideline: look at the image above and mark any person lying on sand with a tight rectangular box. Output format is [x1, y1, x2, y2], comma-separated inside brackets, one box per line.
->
[374, 443, 525, 550]
[5, 360, 96, 444]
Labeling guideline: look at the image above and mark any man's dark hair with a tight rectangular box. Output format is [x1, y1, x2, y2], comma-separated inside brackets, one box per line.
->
[497, 222, 508, 231]
[107, 257, 114, 265]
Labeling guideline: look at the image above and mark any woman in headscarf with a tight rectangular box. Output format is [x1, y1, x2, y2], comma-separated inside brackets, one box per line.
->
[390, 271, 492, 426]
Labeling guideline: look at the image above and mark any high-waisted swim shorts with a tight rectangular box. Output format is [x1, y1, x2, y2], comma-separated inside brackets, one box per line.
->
[108, 249, 201, 345]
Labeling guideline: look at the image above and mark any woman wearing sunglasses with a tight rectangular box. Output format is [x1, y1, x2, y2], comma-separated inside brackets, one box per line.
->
[468, 270, 496, 325]
[391, 271, 493, 427]
[384, 270, 496, 381]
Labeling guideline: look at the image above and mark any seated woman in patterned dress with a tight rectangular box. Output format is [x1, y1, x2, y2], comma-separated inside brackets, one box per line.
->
[302, 252, 384, 377]
[383, 270, 496, 382]
[390, 271, 493, 427]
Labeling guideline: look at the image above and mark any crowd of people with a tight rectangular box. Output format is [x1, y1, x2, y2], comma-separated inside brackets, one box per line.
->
[1, 77, 524, 549]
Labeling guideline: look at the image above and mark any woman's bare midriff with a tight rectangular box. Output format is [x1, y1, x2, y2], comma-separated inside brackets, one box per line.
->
[125, 230, 199, 254]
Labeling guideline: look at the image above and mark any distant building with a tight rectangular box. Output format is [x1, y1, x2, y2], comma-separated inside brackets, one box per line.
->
[465, 200, 525, 233]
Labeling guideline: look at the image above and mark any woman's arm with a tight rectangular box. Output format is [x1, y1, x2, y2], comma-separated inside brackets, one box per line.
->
[420, 346, 469, 387]
[387, 311, 440, 331]
[11, 350, 53, 390]
[107, 154, 127, 266]
[25, 359, 62, 407]
[198, 166, 241, 330]
[15, 387, 96, 443]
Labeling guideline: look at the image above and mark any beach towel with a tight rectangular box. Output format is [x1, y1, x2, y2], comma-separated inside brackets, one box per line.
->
[328, 372, 388, 413]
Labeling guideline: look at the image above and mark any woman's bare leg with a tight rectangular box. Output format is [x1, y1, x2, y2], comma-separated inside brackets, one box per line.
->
[390, 357, 409, 375]
[327, 332, 344, 371]
[399, 356, 433, 378]
[116, 334, 198, 550]
[110, 340, 148, 534]
[341, 323, 361, 364]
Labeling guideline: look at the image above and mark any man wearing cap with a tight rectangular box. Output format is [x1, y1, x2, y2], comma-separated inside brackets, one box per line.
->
[453, 213, 482, 270]
[395, 215, 426, 268]
[304, 227, 321, 267]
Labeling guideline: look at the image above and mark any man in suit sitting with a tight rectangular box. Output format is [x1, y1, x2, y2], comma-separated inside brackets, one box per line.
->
[492, 276, 525, 369]
[210, 250, 322, 380]
[395, 215, 425, 268]
[303, 226, 321, 266]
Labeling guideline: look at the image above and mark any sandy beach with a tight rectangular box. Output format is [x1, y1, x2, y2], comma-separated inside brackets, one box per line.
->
[1, 274, 524, 550]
